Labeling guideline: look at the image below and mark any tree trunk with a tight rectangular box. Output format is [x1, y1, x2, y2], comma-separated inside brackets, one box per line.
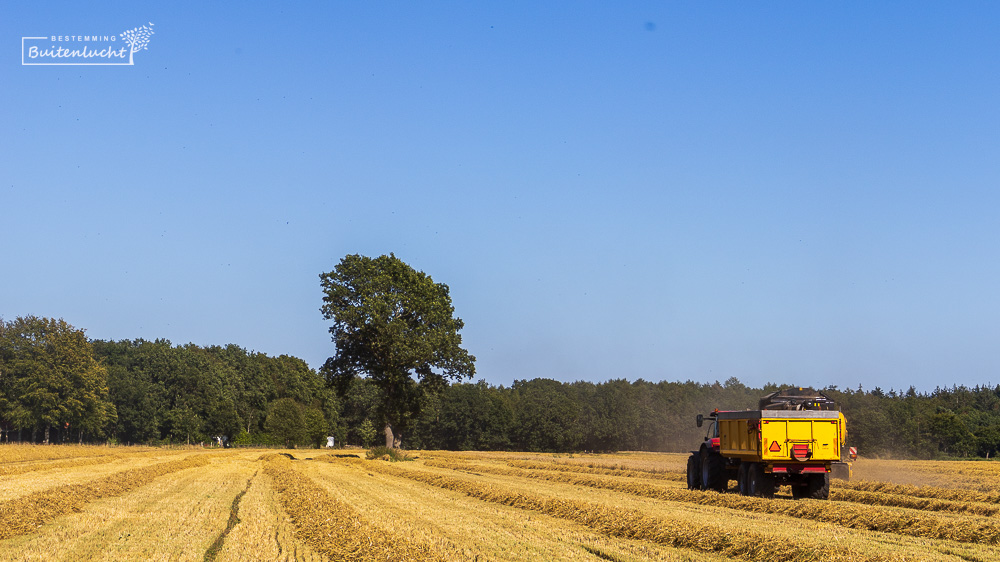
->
[44, 426, 50, 445]
[384, 422, 394, 449]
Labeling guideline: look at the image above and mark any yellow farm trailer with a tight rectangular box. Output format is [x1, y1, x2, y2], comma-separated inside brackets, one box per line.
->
[686, 388, 856, 499]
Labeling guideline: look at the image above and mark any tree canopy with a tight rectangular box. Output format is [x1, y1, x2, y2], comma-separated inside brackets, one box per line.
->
[0, 316, 116, 443]
[320, 253, 476, 447]
[90, 339, 341, 446]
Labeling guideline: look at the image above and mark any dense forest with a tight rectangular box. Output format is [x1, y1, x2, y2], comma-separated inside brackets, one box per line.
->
[3, 316, 1000, 459]
[394, 378, 1000, 459]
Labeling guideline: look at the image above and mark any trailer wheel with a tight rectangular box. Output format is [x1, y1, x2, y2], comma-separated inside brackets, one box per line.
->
[737, 462, 750, 496]
[804, 473, 830, 500]
[748, 463, 775, 498]
[700, 449, 725, 492]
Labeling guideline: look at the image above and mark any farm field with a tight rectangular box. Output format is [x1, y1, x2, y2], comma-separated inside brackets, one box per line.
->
[2, 447, 1000, 561]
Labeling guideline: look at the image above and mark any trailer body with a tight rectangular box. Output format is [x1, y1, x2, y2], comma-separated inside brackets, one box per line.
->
[717, 409, 844, 464]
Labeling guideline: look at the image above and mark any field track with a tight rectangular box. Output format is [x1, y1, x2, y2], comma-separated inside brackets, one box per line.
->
[2, 447, 1000, 561]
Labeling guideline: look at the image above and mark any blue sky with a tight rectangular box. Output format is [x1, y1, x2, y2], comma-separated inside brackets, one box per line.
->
[4, 2, 999, 392]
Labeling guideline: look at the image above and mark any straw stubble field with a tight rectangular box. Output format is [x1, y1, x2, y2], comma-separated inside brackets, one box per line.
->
[2, 446, 1000, 561]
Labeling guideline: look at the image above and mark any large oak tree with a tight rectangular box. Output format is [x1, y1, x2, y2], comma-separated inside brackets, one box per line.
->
[320, 253, 475, 448]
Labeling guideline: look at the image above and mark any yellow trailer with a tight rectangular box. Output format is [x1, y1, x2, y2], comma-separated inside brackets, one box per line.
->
[686, 388, 855, 499]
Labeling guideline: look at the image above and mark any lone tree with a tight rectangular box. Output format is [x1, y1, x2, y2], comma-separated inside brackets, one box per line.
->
[320, 254, 476, 448]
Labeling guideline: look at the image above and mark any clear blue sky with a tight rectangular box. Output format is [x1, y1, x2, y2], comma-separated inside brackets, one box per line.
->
[4, 2, 1000, 392]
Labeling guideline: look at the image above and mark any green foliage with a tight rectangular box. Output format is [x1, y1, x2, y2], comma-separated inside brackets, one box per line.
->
[265, 398, 305, 448]
[0, 316, 116, 442]
[90, 339, 334, 446]
[510, 379, 582, 452]
[232, 430, 253, 446]
[207, 396, 242, 440]
[303, 406, 329, 448]
[411, 380, 512, 450]
[168, 404, 203, 444]
[358, 418, 378, 448]
[339, 377, 380, 446]
[252, 432, 281, 446]
[319, 253, 476, 447]
[403, 377, 1000, 459]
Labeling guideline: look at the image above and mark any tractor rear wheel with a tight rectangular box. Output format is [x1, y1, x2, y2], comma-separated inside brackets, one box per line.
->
[700, 449, 725, 492]
[686, 454, 702, 490]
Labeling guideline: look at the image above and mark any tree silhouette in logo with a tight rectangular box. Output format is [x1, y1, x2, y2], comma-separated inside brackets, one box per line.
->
[120, 22, 155, 65]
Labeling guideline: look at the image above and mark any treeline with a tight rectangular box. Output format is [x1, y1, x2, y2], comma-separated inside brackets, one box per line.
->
[5, 317, 1000, 458]
[827, 384, 1000, 459]
[337, 378, 763, 453]
[91, 339, 341, 446]
[339, 377, 1000, 459]
[0, 316, 340, 446]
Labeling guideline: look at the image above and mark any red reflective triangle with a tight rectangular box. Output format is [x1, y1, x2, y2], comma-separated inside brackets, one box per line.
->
[769, 441, 782, 452]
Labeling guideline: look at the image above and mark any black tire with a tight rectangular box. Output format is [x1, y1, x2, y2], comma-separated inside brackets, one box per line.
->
[686, 454, 702, 491]
[804, 473, 830, 500]
[748, 463, 775, 498]
[737, 462, 750, 496]
[700, 449, 725, 492]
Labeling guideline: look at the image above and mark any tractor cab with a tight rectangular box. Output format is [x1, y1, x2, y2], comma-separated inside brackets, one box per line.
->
[696, 412, 721, 448]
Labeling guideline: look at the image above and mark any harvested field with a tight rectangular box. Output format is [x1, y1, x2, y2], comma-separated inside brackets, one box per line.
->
[506, 459, 685, 481]
[0, 453, 214, 540]
[0, 445, 136, 464]
[2, 446, 1000, 561]
[423, 458, 1000, 544]
[261, 453, 438, 561]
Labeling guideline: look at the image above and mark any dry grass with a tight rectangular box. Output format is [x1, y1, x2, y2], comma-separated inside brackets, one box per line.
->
[0, 446, 188, 475]
[0, 454, 122, 478]
[262, 453, 438, 561]
[360, 458, 891, 562]
[213, 460, 326, 562]
[5, 447, 1000, 561]
[306, 455, 728, 562]
[0, 451, 200, 502]
[0, 453, 213, 541]
[429, 450, 689, 474]
[840, 478, 1000, 504]
[830, 487, 1000, 516]
[427, 459, 1000, 545]
[420, 457, 1000, 561]
[501, 458, 1000, 517]
[506, 460, 684, 481]
[852, 458, 1000, 491]
[0, 453, 250, 561]
[0, 444, 128, 464]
